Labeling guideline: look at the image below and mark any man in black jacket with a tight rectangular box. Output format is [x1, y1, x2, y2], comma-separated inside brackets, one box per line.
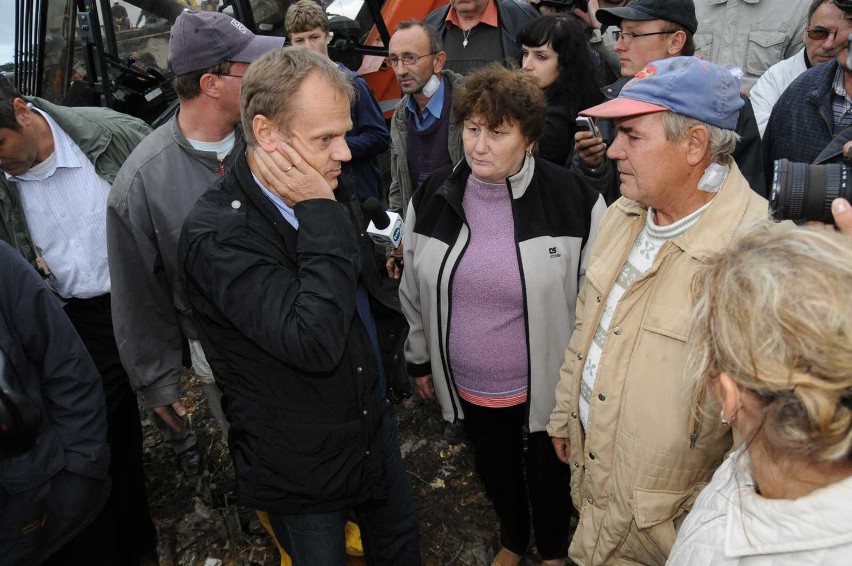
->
[424, 0, 538, 74]
[0, 241, 111, 565]
[179, 47, 420, 565]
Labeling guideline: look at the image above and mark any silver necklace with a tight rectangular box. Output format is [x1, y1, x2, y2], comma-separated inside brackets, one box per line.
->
[462, 27, 474, 48]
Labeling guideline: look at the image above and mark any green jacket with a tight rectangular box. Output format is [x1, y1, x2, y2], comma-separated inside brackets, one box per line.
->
[0, 98, 151, 274]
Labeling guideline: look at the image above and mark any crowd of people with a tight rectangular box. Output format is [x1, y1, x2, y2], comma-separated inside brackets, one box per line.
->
[0, 0, 851, 565]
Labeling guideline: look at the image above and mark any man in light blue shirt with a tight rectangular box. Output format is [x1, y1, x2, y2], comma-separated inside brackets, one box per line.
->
[387, 20, 465, 218]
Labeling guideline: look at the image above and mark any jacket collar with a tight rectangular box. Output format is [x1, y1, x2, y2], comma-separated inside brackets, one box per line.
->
[436, 153, 536, 216]
[169, 112, 245, 165]
[723, 448, 852, 557]
[29, 97, 111, 167]
[611, 162, 764, 259]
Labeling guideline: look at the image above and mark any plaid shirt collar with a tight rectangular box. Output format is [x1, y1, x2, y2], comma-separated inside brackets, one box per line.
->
[831, 65, 852, 132]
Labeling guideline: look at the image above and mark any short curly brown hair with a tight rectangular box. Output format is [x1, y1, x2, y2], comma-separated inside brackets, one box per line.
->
[451, 64, 547, 149]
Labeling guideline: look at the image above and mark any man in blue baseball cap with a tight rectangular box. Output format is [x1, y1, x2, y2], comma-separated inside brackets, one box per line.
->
[572, 0, 765, 203]
[547, 56, 768, 566]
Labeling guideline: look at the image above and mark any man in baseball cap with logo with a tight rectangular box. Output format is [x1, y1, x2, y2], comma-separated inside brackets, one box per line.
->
[547, 56, 767, 566]
[572, 0, 764, 204]
[107, 9, 281, 478]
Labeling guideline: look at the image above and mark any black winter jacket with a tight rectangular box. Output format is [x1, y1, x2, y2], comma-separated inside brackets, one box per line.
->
[179, 153, 405, 514]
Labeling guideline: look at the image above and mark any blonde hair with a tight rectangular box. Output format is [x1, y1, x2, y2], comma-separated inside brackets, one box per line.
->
[285, 0, 329, 36]
[688, 221, 852, 462]
[240, 47, 354, 147]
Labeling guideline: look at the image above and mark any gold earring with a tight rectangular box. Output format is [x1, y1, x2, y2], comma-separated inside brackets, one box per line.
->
[720, 409, 729, 426]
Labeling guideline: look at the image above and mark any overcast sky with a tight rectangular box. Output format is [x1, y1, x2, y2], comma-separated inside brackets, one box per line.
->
[1, 0, 13, 65]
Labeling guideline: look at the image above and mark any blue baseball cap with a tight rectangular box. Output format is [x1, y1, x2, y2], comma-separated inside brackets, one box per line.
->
[581, 57, 744, 130]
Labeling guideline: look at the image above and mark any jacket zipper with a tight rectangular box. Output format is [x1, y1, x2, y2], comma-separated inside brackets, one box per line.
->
[505, 178, 533, 453]
[436, 229, 469, 422]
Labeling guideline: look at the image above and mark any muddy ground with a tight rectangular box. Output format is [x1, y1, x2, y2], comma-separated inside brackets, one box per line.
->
[142, 371, 567, 565]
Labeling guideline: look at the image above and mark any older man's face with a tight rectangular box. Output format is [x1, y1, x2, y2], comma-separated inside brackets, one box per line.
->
[607, 112, 691, 209]
[451, 0, 490, 18]
[805, 1, 841, 66]
[275, 72, 352, 189]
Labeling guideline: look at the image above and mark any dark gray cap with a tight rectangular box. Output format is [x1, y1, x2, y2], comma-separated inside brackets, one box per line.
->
[168, 9, 283, 76]
[597, 0, 698, 35]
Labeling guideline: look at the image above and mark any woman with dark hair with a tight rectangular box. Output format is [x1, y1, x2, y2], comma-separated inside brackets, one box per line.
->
[518, 14, 604, 166]
[400, 64, 606, 566]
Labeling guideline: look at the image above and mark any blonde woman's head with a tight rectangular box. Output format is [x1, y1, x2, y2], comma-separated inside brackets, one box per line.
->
[688, 221, 852, 462]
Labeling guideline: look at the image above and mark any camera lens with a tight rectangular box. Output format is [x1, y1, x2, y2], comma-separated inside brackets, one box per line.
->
[770, 159, 850, 223]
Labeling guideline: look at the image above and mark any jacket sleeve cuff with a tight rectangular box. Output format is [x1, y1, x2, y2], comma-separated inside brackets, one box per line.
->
[546, 420, 568, 438]
[137, 381, 182, 409]
[407, 361, 432, 378]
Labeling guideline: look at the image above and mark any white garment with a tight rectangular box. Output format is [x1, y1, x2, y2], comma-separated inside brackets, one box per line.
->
[668, 445, 852, 566]
[750, 48, 809, 137]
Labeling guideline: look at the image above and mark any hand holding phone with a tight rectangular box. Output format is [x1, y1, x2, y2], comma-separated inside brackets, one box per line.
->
[575, 116, 601, 138]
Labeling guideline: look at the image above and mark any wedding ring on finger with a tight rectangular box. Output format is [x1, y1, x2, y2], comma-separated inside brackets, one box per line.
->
[284, 165, 294, 174]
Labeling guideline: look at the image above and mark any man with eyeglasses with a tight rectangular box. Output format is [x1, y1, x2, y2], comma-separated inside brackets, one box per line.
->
[751, 0, 841, 137]
[572, 0, 764, 203]
[762, 0, 852, 195]
[386, 20, 464, 221]
[107, 9, 281, 477]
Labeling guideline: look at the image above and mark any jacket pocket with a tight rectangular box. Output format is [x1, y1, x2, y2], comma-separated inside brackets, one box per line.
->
[745, 31, 786, 77]
[261, 412, 368, 502]
[614, 484, 705, 565]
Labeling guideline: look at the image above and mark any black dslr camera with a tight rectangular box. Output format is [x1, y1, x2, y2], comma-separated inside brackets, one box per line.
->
[770, 159, 852, 223]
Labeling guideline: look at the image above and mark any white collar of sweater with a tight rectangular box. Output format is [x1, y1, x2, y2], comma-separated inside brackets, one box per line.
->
[506, 153, 535, 200]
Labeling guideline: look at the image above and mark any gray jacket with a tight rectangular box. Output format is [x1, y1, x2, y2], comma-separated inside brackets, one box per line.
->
[106, 115, 243, 407]
[388, 70, 465, 217]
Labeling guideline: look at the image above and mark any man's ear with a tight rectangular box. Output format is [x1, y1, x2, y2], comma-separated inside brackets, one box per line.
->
[433, 51, 447, 73]
[252, 114, 279, 153]
[668, 30, 687, 56]
[685, 124, 711, 166]
[198, 72, 223, 99]
[13, 98, 32, 129]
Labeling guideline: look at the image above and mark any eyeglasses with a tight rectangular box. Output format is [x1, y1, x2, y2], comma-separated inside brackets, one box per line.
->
[806, 27, 834, 41]
[613, 30, 676, 42]
[385, 53, 437, 67]
[216, 73, 245, 79]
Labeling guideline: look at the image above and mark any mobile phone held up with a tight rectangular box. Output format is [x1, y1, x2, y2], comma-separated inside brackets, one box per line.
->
[575, 116, 601, 138]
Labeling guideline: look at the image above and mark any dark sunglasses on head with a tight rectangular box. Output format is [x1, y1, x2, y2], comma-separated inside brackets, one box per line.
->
[806, 27, 834, 41]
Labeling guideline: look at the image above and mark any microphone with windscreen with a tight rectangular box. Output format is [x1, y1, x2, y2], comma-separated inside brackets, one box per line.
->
[363, 198, 404, 249]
